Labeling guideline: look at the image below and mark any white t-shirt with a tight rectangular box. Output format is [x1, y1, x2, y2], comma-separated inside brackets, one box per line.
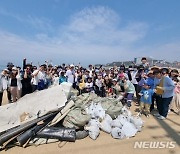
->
[53, 77, 59, 86]
[86, 82, 93, 88]
[66, 70, 75, 84]
[131, 71, 138, 85]
[95, 79, 102, 88]
[32, 70, 46, 85]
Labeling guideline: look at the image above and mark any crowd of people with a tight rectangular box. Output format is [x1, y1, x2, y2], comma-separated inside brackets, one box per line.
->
[0, 57, 180, 120]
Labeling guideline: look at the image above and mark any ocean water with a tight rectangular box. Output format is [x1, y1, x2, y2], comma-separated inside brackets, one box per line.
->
[0, 65, 6, 71]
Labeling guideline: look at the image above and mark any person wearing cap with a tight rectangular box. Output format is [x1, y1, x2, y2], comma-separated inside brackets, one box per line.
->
[138, 82, 154, 117]
[7, 62, 14, 72]
[65, 64, 75, 85]
[0, 69, 9, 106]
[9, 67, 22, 102]
[146, 71, 155, 111]
[6, 62, 14, 103]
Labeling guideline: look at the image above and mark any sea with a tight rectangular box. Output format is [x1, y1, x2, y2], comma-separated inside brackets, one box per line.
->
[0, 65, 6, 71]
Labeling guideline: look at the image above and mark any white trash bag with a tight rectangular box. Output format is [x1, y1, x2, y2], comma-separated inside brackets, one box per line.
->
[85, 119, 100, 140]
[93, 102, 106, 120]
[121, 106, 132, 118]
[86, 102, 96, 118]
[111, 127, 126, 139]
[117, 115, 128, 126]
[122, 121, 138, 138]
[111, 119, 123, 129]
[130, 116, 144, 131]
[86, 102, 105, 120]
[99, 114, 112, 134]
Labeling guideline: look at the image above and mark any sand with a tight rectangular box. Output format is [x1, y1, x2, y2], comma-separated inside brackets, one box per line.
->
[1, 91, 180, 154]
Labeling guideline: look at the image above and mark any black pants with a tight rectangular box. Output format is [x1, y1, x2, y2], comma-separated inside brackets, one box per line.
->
[0, 92, 3, 106]
[32, 85, 38, 92]
[95, 86, 105, 97]
[150, 93, 156, 112]
[133, 84, 138, 98]
[159, 97, 173, 117]
[151, 94, 162, 112]
[7, 89, 11, 102]
[136, 85, 142, 104]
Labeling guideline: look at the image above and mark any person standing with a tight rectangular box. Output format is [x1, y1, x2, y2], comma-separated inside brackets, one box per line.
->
[66, 64, 75, 86]
[119, 74, 135, 108]
[0, 69, 8, 106]
[155, 68, 175, 120]
[9, 67, 22, 102]
[22, 64, 32, 96]
[146, 71, 155, 111]
[6, 62, 14, 103]
[32, 65, 46, 91]
[141, 57, 149, 73]
[138, 83, 154, 117]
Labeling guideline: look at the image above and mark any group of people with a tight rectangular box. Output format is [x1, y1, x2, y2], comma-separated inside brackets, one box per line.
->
[0, 57, 180, 120]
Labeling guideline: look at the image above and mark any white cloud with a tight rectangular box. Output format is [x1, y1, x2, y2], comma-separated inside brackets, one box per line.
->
[0, 6, 179, 66]
[61, 6, 148, 45]
[0, 8, 53, 32]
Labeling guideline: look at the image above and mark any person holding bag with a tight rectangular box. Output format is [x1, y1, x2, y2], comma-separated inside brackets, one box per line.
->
[154, 68, 175, 120]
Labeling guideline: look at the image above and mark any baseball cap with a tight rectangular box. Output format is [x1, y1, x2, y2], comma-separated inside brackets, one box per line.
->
[70, 64, 74, 67]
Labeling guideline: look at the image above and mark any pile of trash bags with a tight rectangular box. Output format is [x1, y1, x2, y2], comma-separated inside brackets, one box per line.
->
[0, 83, 144, 151]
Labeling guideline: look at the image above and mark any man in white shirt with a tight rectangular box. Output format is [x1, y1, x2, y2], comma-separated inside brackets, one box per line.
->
[32, 65, 46, 91]
[66, 64, 75, 84]
[88, 64, 94, 78]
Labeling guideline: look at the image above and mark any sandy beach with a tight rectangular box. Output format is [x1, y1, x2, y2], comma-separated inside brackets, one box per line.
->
[1, 91, 180, 154]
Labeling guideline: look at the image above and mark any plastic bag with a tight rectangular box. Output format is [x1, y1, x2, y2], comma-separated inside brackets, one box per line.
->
[99, 114, 112, 134]
[86, 102, 105, 120]
[85, 119, 100, 140]
[121, 106, 132, 117]
[93, 102, 105, 120]
[86, 102, 96, 118]
[111, 127, 126, 139]
[117, 115, 128, 126]
[130, 116, 144, 131]
[122, 121, 138, 138]
[111, 119, 123, 129]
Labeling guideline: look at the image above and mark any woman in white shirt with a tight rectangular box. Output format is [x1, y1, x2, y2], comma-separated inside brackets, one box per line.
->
[9, 67, 22, 102]
[0, 69, 8, 105]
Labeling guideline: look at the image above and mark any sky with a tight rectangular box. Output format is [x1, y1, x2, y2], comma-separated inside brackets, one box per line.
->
[0, 0, 180, 66]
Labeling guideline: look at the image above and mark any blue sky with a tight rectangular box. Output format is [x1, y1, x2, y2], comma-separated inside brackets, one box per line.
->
[0, 0, 180, 66]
